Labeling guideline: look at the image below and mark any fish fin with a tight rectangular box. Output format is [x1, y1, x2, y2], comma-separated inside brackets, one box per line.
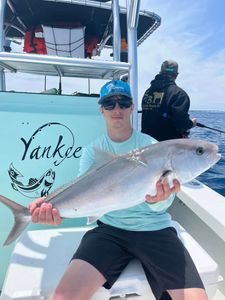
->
[91, 148, 116, 170]
[28, 178, 38, 185]
[0, 195, 31, 246]
[11, 183, 18, 191]
[160, 170, 176, 188]
[87, 216, 100, 224]
[45, 148, 116, 201]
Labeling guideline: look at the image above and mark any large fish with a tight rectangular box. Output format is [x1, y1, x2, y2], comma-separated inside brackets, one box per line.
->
[0, 139, 221, 246]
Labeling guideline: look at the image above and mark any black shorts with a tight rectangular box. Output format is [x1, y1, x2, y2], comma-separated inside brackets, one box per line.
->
[72, 221, 204, 300]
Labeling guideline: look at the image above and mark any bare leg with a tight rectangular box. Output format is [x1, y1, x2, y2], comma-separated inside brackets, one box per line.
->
[52, 259, 106, 300]
[167, 288, 208, 300]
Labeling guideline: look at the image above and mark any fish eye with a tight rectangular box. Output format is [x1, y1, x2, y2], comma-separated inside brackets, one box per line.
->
[196, 146, 204, 155]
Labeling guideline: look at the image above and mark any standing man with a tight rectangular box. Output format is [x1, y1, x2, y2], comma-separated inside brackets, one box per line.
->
[141, 60, 197, 141]
[30, 80, 207, 300]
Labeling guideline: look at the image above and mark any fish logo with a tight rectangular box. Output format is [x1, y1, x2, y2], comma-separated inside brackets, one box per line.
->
[8, 163, 55, 198]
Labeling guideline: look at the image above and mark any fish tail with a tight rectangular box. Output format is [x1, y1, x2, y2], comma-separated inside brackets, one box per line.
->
[0, 194, 31, 246]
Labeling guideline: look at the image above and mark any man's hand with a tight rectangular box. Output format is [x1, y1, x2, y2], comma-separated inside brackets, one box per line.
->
[192, 118, 197, 127]
[29, 197, 61, 226]
[145, 179, 180, 203]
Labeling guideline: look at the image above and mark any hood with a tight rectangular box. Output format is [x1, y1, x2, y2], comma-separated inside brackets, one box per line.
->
[150, 74, 176, 91]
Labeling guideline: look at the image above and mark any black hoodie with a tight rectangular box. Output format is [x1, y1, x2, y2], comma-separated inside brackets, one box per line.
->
[141, 74, 193, 141]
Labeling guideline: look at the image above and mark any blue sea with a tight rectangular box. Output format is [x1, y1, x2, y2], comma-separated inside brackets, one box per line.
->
[190, 111, 225, 197]
[139, 111, 225, 197]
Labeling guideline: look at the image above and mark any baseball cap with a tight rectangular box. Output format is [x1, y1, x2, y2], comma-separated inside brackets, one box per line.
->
[98, 80, 132, 104]
[160, 59, 178, 75]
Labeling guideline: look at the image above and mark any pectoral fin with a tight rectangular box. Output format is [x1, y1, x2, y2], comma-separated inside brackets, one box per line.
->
[92, 148, 115, 170]
[160, 170, 176, 188]
[160, 170, 173, 181]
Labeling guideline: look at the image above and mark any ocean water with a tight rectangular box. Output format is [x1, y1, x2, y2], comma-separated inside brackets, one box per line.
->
[190, 111, 225, 197]
[138, 111, 225, 197]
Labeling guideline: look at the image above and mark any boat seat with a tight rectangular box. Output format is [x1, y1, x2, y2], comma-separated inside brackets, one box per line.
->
[0, 221, 221, 300]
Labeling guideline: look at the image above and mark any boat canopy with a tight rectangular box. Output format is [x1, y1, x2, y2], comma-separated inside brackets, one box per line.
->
[1, 0, 161, 81]
[5, 0, 160, 48]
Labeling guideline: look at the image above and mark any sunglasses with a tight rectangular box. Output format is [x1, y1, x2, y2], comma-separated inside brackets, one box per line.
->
[102, 99, 132, 110]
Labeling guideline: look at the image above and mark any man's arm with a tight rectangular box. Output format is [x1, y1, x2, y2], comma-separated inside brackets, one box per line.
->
[170, 91, 194, 132]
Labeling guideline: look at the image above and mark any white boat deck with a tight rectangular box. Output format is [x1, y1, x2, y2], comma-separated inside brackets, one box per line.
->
[178, 180, 225, 243]
[170, 181, 225, 299]
[0, 222, 221, 300]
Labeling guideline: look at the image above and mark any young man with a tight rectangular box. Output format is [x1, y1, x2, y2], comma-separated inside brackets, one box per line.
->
[141, 60, 197, 141]
[30, 80, 207, 300]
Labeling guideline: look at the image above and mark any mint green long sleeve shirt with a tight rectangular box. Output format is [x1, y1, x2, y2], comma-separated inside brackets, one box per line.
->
[78, 130, 175, 231]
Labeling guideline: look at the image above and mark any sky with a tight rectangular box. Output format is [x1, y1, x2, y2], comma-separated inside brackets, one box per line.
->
[136, 0, 225, 111]
[5, 0, 225, 111]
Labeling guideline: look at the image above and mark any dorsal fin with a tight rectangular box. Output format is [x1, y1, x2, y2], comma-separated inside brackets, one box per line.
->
[45, 148, 116, 202]
[90, 148, 116, 171]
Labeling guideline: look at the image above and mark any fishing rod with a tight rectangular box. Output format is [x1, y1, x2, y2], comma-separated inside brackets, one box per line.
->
[196, 122, 225, 134]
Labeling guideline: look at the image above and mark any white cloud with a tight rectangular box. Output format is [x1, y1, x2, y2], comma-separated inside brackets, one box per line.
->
[136, 0, 225, 110]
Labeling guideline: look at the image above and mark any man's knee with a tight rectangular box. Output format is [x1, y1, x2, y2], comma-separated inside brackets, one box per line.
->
[167, 288, 208, 300]
[52, 259, 106, 300]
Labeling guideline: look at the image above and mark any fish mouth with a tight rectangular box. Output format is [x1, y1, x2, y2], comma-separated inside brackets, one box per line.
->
[216, 153, 222, 162]
[206, 142, 221, 165]
[207, 152, 221, 166]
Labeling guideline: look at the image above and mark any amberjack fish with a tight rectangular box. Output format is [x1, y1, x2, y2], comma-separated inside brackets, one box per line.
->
[0, 139, 221, 246]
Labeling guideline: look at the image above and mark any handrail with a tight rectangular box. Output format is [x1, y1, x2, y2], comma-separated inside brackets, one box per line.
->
[0, 0, 7, 91]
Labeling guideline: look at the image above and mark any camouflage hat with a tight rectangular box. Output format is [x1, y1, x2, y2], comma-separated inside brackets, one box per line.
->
[160, 59, 178, 75]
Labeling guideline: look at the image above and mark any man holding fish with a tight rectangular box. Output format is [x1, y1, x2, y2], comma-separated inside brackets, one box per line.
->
[29, 80, 208, 300]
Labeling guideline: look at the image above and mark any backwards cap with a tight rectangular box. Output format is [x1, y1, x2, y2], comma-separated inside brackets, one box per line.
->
[160, 59, 178, 75]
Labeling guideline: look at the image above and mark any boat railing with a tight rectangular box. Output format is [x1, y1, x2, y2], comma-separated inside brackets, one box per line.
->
[178, 181, 225, 243]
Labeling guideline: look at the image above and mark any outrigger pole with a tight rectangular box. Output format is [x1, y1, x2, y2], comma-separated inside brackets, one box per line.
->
[0, 0, 6, 91]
